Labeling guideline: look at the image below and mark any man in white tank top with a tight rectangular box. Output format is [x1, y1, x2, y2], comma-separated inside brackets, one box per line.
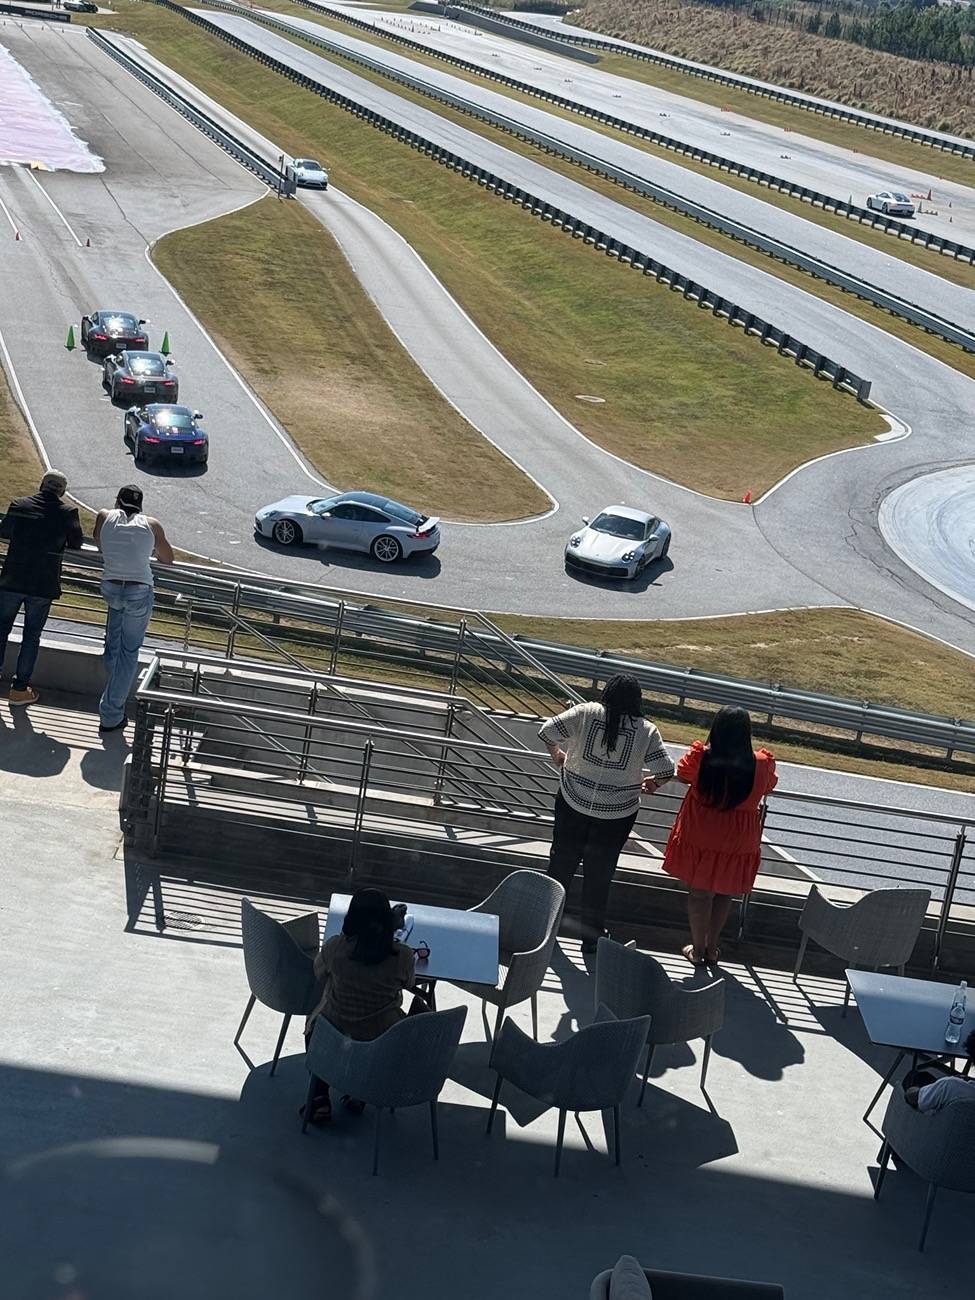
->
[93, 484, 174, 732]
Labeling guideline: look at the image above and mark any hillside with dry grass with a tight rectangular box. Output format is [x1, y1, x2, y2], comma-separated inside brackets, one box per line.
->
[573, 0, 975, 135]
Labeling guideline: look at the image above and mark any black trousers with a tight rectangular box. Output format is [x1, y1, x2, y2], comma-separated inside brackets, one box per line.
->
[547, 791, 638, 942]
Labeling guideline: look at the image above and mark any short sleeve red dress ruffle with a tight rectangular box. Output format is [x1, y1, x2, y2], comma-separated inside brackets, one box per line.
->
[662, 741, 778, 896]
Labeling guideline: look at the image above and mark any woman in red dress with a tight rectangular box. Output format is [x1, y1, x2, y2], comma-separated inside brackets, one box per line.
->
[663, 707, 777, 967]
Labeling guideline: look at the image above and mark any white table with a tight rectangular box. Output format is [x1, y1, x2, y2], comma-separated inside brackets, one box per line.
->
[324, 892, 500, 988]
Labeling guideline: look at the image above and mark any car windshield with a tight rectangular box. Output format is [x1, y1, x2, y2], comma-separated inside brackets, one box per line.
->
[891, 192, 911, 202]
[129, 355, 165, 375]
[310, 496, 342, 515]
[105, 314, 139, 331]
[152, 408, 193, 430]
[297, 160, 323, 170]
[589, 512, 645, 540]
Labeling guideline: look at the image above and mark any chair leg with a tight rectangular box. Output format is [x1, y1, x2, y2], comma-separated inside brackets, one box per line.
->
[430, 1100, 440, 1161]
[486, 1074, 503, 1135]
[792, 934, 808, 984]
[874, 1139, 891, 1200]
[701, 1035, 713, 1093]
[918, 1183, 938, 1252]
[493, 1003, 505, 1042]
[554, 1109, 566, 1178]
[530, 992, 538, 1041]
[372, 1105, 383, 1177]
[638, 1044, 656, 1108]
[842, 975, 853, 1020]
[269, 1013, 292, 1077]
[300, 1074, 316, 1135]
[233, 993, 256, 1046]
[897, 964, 906, 977]
[613, 1104, 621, 1167]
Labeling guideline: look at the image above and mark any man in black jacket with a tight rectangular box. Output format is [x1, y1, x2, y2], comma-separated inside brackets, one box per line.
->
[0, 469, 84, 706]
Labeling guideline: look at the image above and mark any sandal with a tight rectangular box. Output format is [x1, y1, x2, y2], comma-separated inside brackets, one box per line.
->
[298, 1098, 332, 1126]
[682, 944, 706, 967]
[705, 948, 722, 966]
[341, 1095, 366, 1115]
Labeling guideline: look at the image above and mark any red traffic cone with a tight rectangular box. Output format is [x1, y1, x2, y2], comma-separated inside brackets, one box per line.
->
[926, 188, 932, 201]
[743, 490, 753, 505]
[85, 237, 90, 248]
[14, 230, 21, 241]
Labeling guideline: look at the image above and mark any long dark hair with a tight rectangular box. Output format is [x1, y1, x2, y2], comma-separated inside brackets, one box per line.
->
[698, 707, 756, 811]
[600, 673, 643, 753]
[342, 888, 396, 965]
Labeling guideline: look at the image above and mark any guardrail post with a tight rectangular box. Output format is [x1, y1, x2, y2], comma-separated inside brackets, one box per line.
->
[226, 583, 242, 658]
[434, 703, 456, 801]
[450, 619, 468, 697]
[182, 596, 194, 651]
[329, 600, 346, 676]
[933, 826, 967, 971]
[297, 682, 319, 785]
[349, 739, 374, 881]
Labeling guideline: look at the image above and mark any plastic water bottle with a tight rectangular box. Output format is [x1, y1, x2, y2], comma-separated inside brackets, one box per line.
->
[945, 980, 967, 1046]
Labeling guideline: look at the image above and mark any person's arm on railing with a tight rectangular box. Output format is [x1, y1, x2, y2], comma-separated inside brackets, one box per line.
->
[640, 722, 676, 794]
[148, 518, 175, 566]
[93, 508, 108, 550]
[65, 504, 84, 551]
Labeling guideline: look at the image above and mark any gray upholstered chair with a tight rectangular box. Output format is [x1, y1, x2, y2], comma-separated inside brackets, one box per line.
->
[450, 869, 565, 1042]
[234, 899, 322, 1076]
[590, 1255, 785, 1298]
[595, 938, 725, 1107]
[486, 1004, 650, 1175]
[793, 885, 930, 1014]
[302, 1005, 466, 1175]
[875, 1081, 975, 1251]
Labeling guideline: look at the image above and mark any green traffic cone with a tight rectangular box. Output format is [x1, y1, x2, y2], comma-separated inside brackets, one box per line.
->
[65, 324, 75, 351]
[160, 331, 171, 356]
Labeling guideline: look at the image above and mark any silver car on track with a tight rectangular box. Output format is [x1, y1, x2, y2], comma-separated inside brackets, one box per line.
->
[255, 490, 441, 563]
[866, 190, 916, 217]
[564, 506, 671, 580]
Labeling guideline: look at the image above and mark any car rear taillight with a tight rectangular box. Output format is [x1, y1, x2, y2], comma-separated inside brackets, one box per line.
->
[92, 332, 107, 339]
[144, 436, 161, 443]
[120, 377, 136, 385]
[163, 380, 176, 387]
[191, 438, 205, 445]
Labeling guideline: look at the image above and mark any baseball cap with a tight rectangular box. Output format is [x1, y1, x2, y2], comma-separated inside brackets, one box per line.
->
[40, 469, 68, 495]
[117, 484, 144, 511]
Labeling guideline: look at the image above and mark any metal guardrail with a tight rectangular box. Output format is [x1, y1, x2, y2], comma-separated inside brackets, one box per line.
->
[230, 2, 975, 354]
[147, 0, 872, 400]
[447, 3, 975, 162]
[27, 544, 975, 762]
[85, 26, 296, 195]
[127, 652, 975, 969]
[313, 0, 975, 267]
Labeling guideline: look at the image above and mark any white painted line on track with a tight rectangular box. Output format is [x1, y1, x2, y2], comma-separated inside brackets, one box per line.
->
[24, 168, 84, 247]
[0, 191, 20, 236]
[0, 322, 52, 472]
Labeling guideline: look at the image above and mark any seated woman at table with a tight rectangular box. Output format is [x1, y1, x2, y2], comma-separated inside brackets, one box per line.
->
[303, 887, 416, 1126]
[904, 1028, 975, 1112]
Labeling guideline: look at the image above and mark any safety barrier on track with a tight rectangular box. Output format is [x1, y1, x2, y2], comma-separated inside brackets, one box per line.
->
[307, 0, 975, 267]
[442, 3, 975, 162]
[85, 26, 296, 195]
[0, 4, 70, 20]
[232, 1, 975, 351]
[147, 0, 873, 400]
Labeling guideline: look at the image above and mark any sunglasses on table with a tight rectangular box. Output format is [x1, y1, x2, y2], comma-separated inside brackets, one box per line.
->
[412, 941, 431, 962]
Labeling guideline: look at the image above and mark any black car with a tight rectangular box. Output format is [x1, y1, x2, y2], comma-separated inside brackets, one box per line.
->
[102, 350, 177, 404]
[64, 1, 99, 11]
[81, 310, 148, 358]
[124, 404, 208, 466]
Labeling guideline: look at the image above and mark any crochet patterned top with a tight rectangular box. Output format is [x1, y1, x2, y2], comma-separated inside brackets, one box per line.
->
[538, 701, 675, 821]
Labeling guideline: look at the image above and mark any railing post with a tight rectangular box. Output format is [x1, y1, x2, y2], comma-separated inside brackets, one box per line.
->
[226, 583, 241, 658]
[349, 739, 373, 881]
[434, 703, 456, 800]
[182, 595, 193, 651]
[449, 619, 468, 697]
[329, 600, 345, 676]
[297, 682, 319, 785]
[151, 705, 175, 859]
[933, 826, 967, 971]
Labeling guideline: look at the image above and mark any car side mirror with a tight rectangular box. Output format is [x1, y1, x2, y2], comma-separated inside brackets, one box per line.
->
[138, 318, 148, 325]
[321, 511, 332, 518]
[166, 357, 175, 365]
[581, 516, 590, 525]
[193, 411, 203, 420]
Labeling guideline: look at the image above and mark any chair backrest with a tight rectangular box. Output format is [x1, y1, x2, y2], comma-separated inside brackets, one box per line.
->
[551, 1007, 651, 1111]
[846, 888, 931, 967]
[476, 869, 565, 957]
[308, 1006, 467, 1110]
[595, 939, 725, 1046]
[883, 1082, 975, 1193]
[240, 898, 320, 1016]
[589, 1264, 785, 1298]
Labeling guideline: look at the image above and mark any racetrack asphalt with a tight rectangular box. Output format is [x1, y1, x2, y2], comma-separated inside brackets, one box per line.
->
[0, 20, 972, 653]
[322, 3, 975, 247]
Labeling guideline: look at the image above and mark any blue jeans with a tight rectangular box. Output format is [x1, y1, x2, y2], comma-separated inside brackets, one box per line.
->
[99, 579, 154, 726]
[0, 590, 53, 689]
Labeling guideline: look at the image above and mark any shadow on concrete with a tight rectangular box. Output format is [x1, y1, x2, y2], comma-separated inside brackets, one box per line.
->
[253, 532, 443, 580]
[0, 704, 70, 778]
[564, 554, 675, 594]
[79, 728, 131, 791]
[710, 967, 805, 1082]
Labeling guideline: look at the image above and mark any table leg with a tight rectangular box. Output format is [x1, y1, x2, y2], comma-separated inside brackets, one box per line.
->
[863, 1049, 906, 1125]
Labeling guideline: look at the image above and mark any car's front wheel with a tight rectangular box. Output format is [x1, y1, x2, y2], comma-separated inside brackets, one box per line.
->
[272, 519, 302, 545]
[371, 535, 402, 564]
[882, 203, 890, 215]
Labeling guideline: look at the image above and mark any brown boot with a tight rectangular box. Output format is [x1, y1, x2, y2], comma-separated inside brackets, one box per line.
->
[8, 686, 39, 706]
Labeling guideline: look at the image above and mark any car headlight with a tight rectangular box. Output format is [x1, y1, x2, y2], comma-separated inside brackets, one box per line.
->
[621, 550, 637, 562]
[260, 510, 280, 521]
[569, 535, 582, 547]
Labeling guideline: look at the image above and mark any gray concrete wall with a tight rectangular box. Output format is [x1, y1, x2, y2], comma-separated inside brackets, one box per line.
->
[2, 632, 153, 702]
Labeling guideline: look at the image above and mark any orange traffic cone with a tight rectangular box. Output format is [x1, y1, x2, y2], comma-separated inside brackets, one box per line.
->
[743, 490, 753, 505]
[85, 237, 91, 248]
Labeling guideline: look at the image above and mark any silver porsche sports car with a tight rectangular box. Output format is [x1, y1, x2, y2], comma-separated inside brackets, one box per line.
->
[255, 490, 440, 563]
[564, 506, 671, 580]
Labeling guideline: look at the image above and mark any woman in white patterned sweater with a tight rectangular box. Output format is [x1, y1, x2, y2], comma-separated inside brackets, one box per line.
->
[539, 674, 674, 952]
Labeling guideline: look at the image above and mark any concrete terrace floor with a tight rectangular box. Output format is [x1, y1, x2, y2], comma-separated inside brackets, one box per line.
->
[0, 696, 969, 1300]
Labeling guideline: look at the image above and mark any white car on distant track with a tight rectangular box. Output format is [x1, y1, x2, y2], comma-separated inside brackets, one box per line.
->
[290, 158, 329, 189]
[866, 190, 916, 217]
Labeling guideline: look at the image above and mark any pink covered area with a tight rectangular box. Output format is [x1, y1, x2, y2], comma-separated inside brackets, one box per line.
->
[0, 42, 103, 172]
